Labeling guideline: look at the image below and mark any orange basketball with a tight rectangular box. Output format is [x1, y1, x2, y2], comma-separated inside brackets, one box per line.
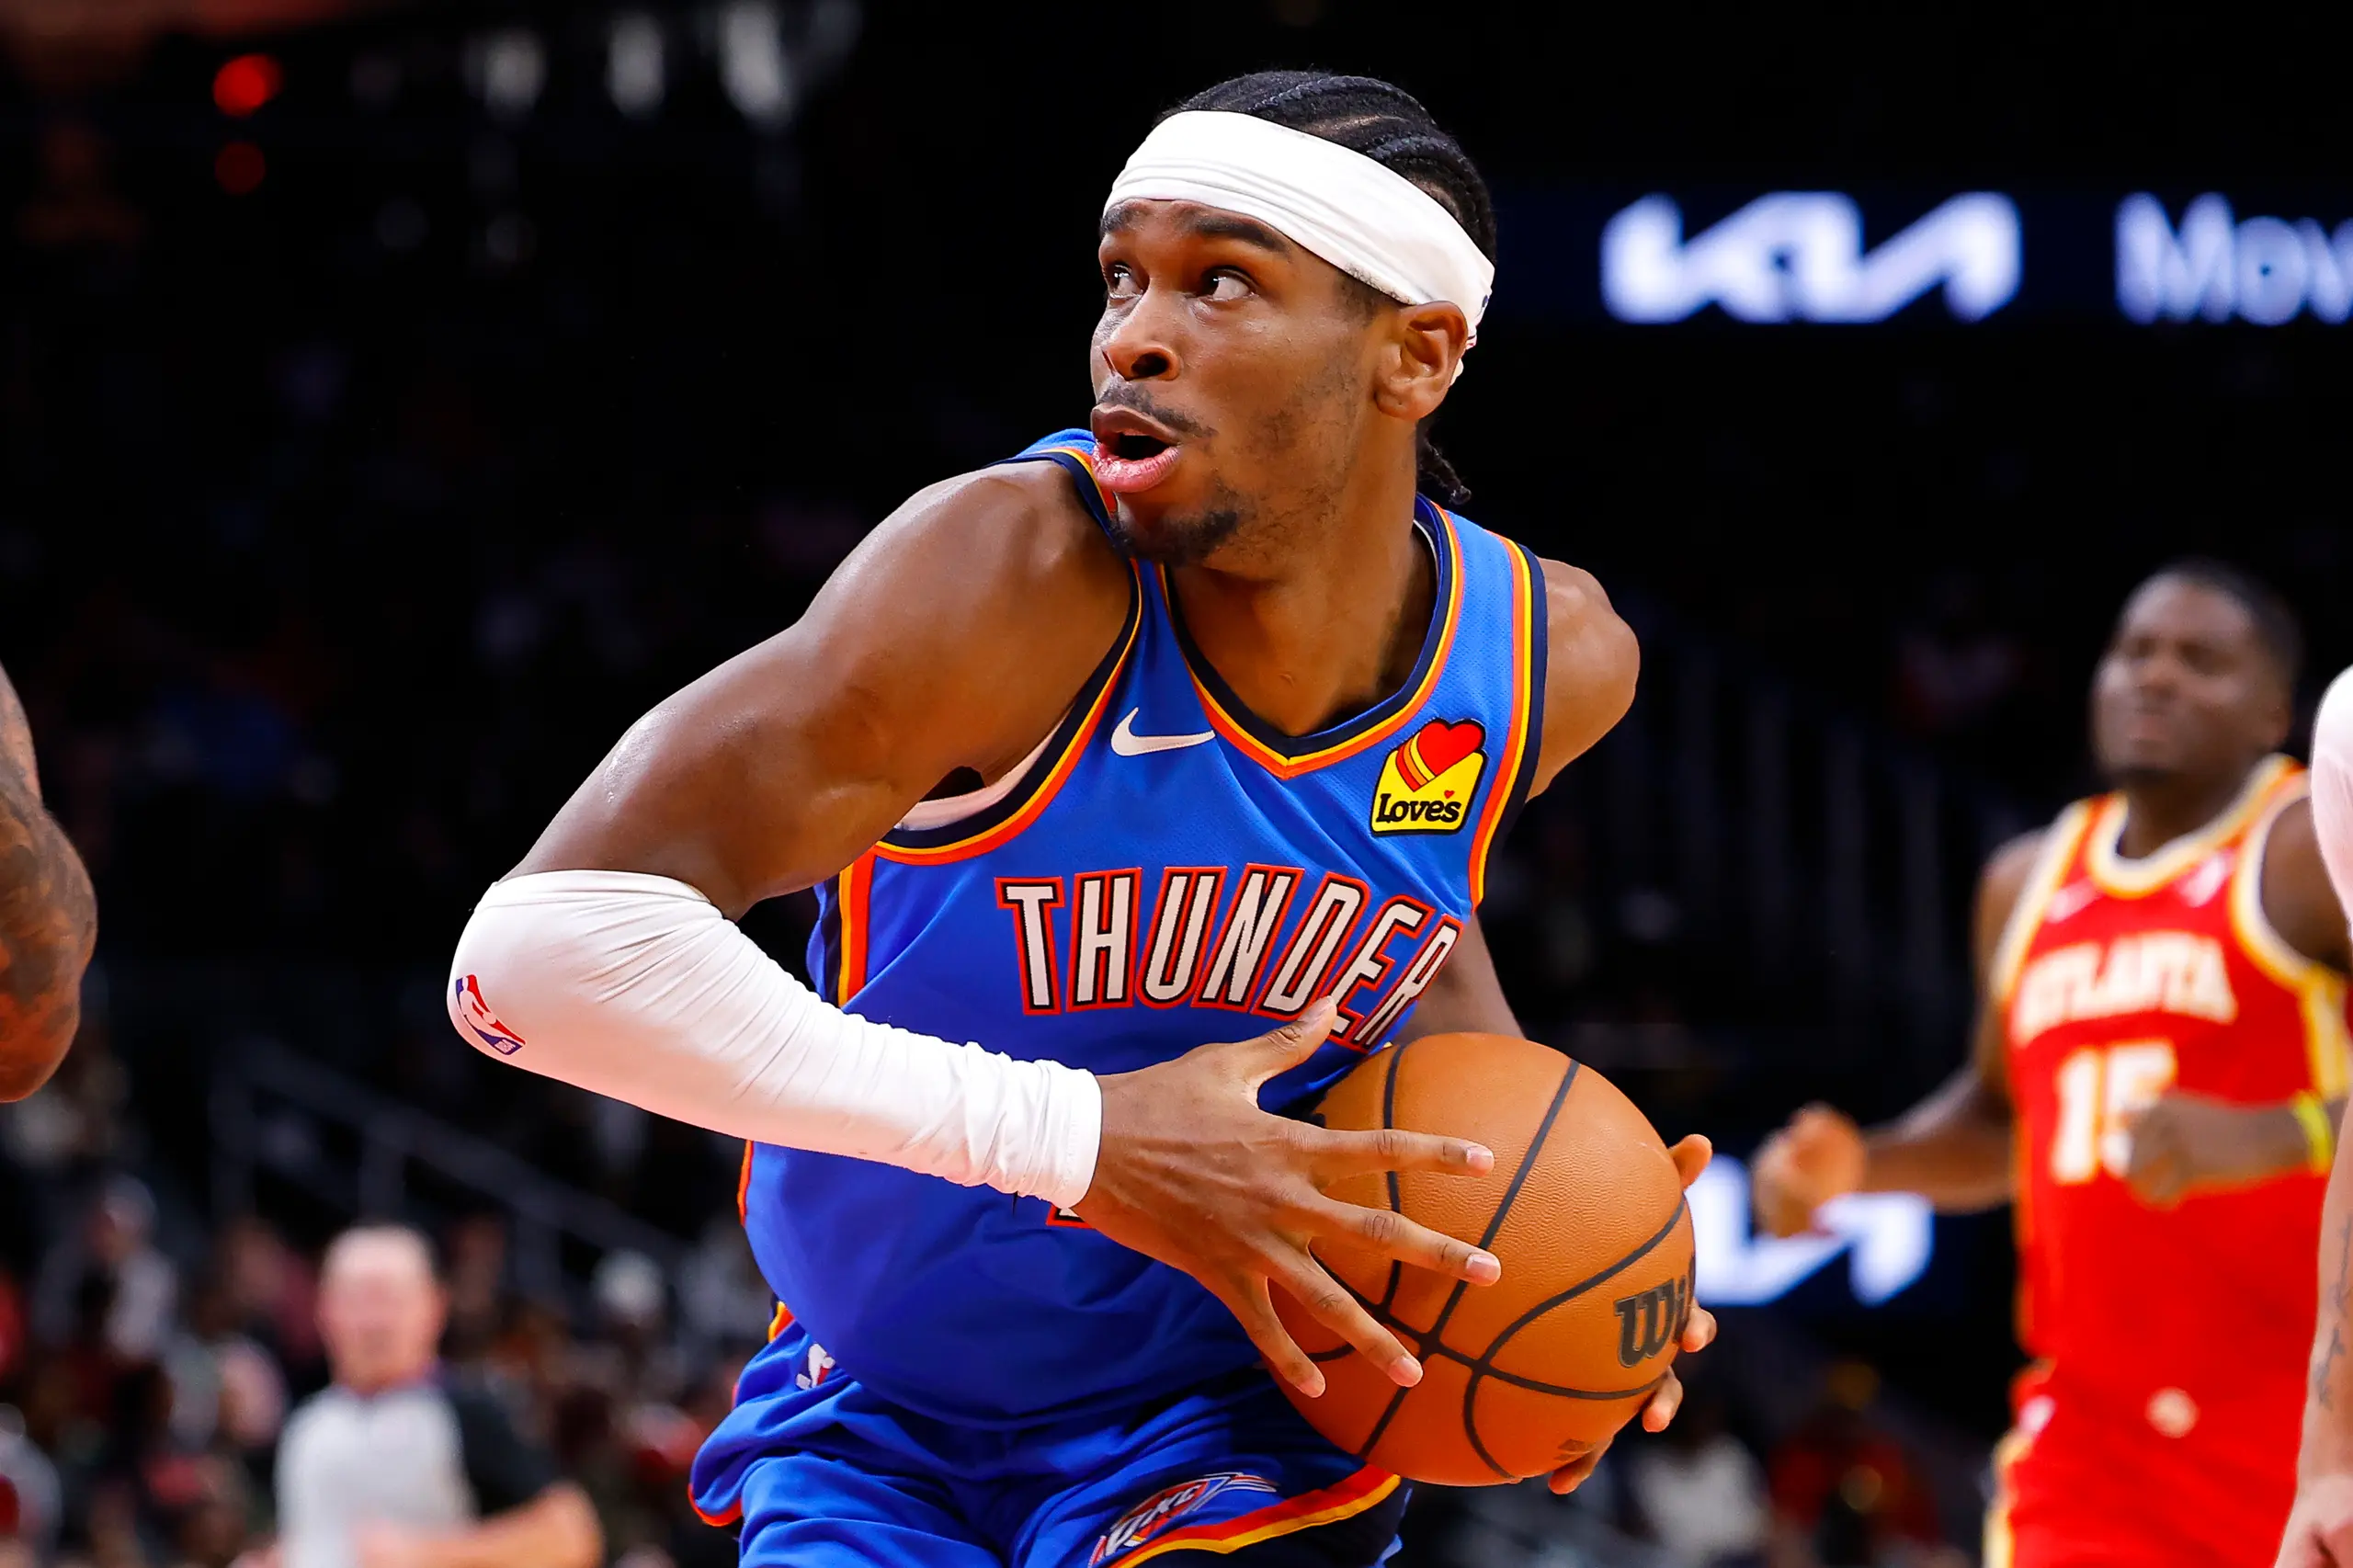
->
[1274, 1033, 1695, 1485]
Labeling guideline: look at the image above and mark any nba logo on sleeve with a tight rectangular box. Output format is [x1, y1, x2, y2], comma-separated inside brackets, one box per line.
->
[452, 974, 528, 1056]
[1370, 719, 1485, 835]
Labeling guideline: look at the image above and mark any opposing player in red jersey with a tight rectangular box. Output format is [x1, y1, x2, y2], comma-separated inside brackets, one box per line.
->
[1755, 561, 2352, 1568]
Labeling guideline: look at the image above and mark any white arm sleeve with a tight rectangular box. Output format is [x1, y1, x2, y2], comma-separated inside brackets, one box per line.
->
[446, 870, 1101, 1207]
[2312, 667, 2353, 947]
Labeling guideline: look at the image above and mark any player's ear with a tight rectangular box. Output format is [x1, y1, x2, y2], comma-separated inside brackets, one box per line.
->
[1375, 301, 1468, 425]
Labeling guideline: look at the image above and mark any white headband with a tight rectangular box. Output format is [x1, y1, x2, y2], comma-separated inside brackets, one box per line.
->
[1104, 110, 1495, 377]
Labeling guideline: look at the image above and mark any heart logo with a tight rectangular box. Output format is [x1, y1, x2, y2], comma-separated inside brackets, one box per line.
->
[1410, 718, 1483, 778]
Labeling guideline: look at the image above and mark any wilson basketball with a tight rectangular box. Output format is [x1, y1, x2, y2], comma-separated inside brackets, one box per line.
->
[1274, 1033, 1696, 1485]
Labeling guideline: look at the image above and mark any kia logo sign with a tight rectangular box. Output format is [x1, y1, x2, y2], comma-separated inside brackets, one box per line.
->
[1600, 191, 2022, 324]
[2116, 193, 2353, 325]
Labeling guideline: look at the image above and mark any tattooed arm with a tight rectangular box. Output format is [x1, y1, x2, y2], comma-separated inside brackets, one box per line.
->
[0, 662, 96, 1100]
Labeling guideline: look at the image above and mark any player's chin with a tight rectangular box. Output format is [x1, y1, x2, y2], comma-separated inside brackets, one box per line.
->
[1107, 497, 1245, 568]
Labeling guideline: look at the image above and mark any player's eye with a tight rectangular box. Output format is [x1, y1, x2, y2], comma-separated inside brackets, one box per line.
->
[1202, 270, 1252, 303]
[1104, 264, 1141, 301]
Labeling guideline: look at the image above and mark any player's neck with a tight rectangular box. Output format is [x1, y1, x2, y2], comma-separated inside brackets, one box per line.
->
[1169, 455, 1432, 739]
[2115, 765, 2258, 858]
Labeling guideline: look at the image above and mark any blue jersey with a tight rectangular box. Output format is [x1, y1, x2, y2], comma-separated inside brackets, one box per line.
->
[726, 431, 1548, 1433]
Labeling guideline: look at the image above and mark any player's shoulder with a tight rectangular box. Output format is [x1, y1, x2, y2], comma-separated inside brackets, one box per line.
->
[1526, 557, 1638, 792]
[855, 459, 1129, 614]
[1983, 827, 2049, 903]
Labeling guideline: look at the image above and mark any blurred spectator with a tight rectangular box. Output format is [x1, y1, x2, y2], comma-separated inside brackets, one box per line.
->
[0, 1403, 64, 1554]
[267, 1225, 599, 1568]
[1626, 1385, 1770, 1567]
[1893, 574, 2023, 740]
[1768, 1362, 1949, 1568]
[33, 1176, 176, 1364]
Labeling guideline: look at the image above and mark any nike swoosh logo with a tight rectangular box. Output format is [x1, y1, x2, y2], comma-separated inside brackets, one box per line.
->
[2043, 881, 2099, 924]
[1109, 708, 1215, 757]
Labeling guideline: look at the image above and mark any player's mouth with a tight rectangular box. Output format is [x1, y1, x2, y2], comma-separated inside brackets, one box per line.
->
[1090, 410, 1185, 495]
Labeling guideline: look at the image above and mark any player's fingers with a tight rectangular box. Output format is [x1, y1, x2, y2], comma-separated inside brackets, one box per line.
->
[1642, 1369, 1685, 1432]
[1309, 1197, 1500, 1285]
[1549, 1440, 1608, 1495]
[1312, 1123, 1495, 1180]
[2270, 1518, 2325, 1568]
[1667, 1132, 1713, 1188]
[1234, 998, 1341, 1087]
[1218, 1274, 1327, 1400]
[1272, 1254, 1422, 1389]
[1681, 1303, 1718, 1354]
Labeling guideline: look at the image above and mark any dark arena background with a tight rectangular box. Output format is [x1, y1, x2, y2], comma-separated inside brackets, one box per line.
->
[2, 3, 2347, 1564]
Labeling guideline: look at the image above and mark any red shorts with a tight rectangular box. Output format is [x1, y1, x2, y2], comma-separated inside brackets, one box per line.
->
[1987, 1368, 2297, 1568]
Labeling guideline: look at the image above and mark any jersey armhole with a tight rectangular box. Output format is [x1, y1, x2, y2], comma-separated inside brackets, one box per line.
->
[1987, 802, 2094, 1009]
[1469, 539, 1549, 907]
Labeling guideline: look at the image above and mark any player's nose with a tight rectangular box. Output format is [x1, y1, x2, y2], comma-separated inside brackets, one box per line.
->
[1098, 290, 1182, 383]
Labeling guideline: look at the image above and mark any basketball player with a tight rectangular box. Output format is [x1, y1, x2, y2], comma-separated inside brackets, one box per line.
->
[0, 658, 95, 1100]
[2279, 668, 2353, 1568]
[1755, 562, 2349, 1568]
[447, 72, 1712, 1564]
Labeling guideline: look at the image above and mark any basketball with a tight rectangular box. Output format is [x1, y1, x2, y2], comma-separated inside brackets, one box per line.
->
[1274, 1033, 1696, 1486]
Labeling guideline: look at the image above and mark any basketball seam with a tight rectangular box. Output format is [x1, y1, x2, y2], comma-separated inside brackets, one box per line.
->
[1459, 1199, 1693, 1476]
[1376, 1040, 1409, 1316]
[1352, 1054, 1580, 1468]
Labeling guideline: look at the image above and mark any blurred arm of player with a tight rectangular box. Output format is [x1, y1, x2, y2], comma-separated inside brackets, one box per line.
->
[2123, 791, 2347, 1208]
[1398, 560, 1715, 1493]
[447, 466, 1510, 1397]
[0, 660, 97, 1101]
[2279, 670, 2353, 1568]
[1752, 833, 2041, 1234]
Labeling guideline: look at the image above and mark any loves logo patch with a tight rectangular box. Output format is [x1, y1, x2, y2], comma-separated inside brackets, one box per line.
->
[1370, 718, 1485, 835]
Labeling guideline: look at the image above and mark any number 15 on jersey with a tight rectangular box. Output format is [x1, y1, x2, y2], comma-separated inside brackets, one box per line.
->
[2050, 1040, 2177, 1184]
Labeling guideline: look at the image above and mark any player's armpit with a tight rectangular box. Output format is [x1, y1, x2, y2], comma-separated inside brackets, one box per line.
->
[512, 462, 1131, 915]
[0, 665, 96, 1101]
[1393, 914, 1521, 1041]
[1526, 558, 1636, 799]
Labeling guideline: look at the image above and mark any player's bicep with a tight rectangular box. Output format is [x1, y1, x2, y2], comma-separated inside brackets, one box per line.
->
[1528, 559, 1637, 798]
[514, 468, 1125, 915]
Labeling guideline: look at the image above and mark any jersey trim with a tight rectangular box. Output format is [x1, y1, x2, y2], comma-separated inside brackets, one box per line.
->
[1468, 539, 1549, 907]
[999, 430, 1118, 535]
[2083, 754, 2296, 897]
[833, 850, 877, 1000]
[1109, 1465, 1401, 1563]
[872, 566, 1144, 866]
[2227, 773, 2353, 1097]
[1163, 501, 1465, 780]
[1989, 801, 2095, 1007]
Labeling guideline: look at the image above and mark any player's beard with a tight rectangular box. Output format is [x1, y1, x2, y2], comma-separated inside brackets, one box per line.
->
[1104, 483, 1248, 566]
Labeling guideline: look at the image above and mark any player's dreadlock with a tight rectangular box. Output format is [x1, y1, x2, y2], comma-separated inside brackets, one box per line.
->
[1166, 71, 1496, 509]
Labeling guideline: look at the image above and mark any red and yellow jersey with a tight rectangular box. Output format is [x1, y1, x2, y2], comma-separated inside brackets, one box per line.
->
[1992, 755, 2349, 1433]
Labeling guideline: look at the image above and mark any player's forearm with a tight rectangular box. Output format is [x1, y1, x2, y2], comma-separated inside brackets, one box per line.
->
[447, 871, 1099, 1205]
[2302, 1098, 2353, 1477]
[1857, 1068, 2015, 1210]
[419, 1486, 601, 1568]
[0, 777, 96, 1101]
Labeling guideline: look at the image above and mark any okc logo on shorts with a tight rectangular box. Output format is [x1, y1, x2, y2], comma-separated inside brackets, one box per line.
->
[451, 974, 527, 1056]
[1370, 718, 1485, 835]
[1089, 1472, 1279, 1563]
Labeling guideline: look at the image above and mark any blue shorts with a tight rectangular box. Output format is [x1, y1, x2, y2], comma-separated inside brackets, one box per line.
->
[690, 1319, 1408, 1566]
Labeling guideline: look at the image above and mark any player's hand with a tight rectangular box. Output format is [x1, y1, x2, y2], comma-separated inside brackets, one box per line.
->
[1076, 997, 1499, 1399]
[1752, 1104, 1867, 1238]
[2123, 1091, 2310, 1208]
[2276, 1472, 2353, 1567]
[1551, 1134, 1719, 1494]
